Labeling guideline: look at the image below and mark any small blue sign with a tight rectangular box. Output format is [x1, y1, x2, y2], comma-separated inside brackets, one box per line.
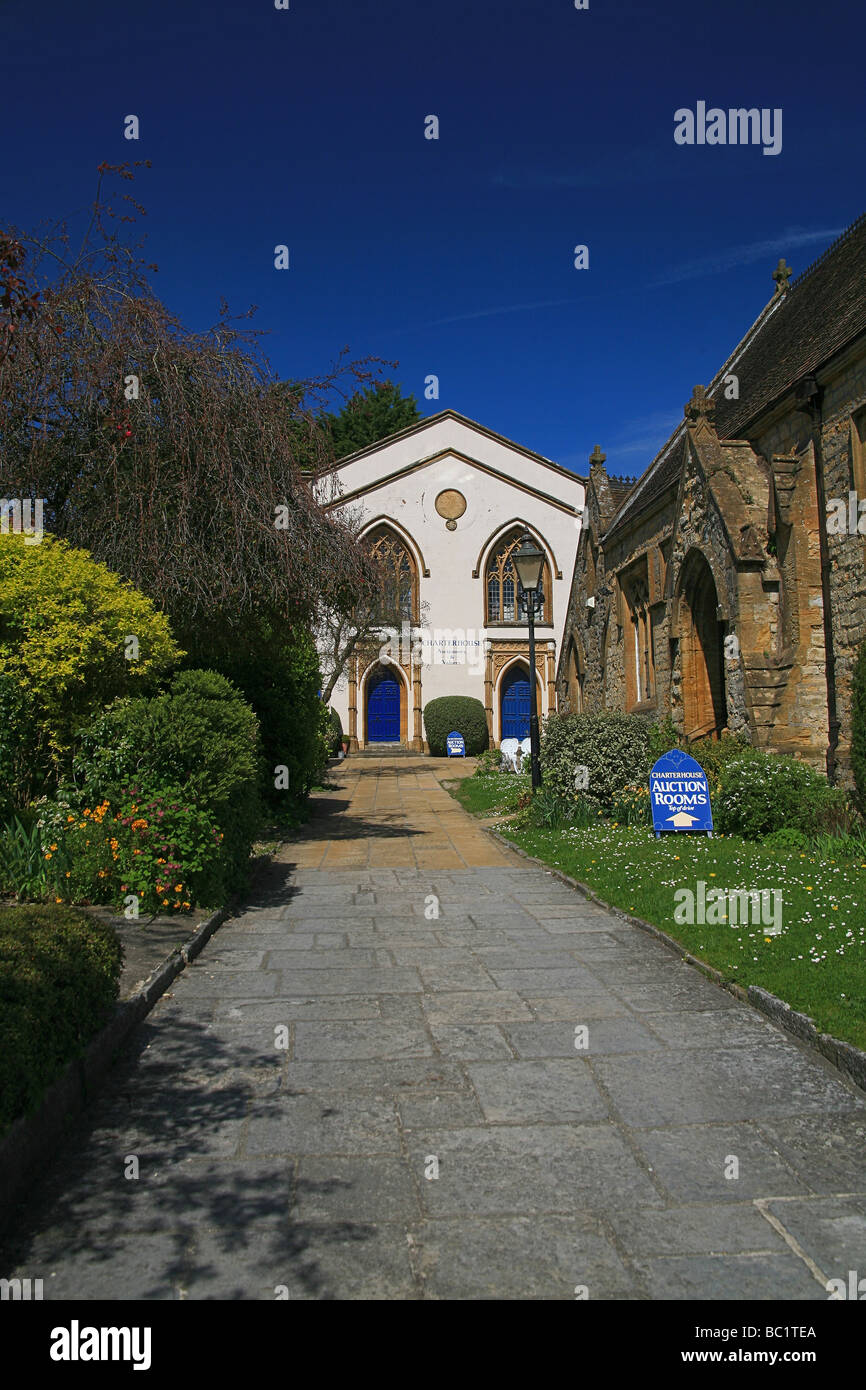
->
[446, 731, 466, 757]
[649, 748, 714, 837]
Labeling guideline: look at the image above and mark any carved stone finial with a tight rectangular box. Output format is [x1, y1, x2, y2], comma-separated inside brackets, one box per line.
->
[772, 258, 792, 295]
[684, 384, 716, 425]
[588, 444, 606, 469]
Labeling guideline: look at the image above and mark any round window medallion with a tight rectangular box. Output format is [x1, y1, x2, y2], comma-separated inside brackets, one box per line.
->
[435, 489, 467, 527]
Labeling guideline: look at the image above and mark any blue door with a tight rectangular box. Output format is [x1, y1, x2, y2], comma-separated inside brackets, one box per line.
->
[501, 666, 531, 741]
[367, 672, 401, 742]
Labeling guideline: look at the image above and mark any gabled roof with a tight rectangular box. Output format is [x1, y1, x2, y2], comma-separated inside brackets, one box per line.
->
[602, 212, 866, 543]
[323, 408, 588, 486]
[715, 212, 866, 437]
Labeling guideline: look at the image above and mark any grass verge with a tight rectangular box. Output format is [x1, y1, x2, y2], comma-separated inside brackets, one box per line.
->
[451, 771, 531, 818]
[483, 814, 866, 1051]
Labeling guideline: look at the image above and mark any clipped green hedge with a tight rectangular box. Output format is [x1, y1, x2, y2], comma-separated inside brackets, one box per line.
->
[328, 706, 344, 755]
[424, 696, 489, 757]
[0, 904, 123, 1135]
[539, 711, 653, 807]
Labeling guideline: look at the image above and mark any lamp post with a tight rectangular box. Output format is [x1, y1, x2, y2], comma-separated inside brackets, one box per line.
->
[513, 535, 544, 792]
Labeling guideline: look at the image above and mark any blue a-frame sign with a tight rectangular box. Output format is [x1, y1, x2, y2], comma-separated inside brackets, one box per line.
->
[649, 749, 714, 838]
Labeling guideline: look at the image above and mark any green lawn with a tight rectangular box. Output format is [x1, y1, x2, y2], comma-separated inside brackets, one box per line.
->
[448, 774, 866, 1051]
[450, 770, 531, 818]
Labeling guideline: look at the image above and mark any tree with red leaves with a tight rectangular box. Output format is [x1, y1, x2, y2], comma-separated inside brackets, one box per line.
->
[0, 163, 383, 644]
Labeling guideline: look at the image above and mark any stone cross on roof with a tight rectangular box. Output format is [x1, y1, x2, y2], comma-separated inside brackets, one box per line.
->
[684, 384, 716, 425]
[588, 444, 607, 469]
[772, 258, 793, 296]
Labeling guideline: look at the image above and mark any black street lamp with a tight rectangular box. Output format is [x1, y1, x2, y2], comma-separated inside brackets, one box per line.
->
[513, 535, 544, 791]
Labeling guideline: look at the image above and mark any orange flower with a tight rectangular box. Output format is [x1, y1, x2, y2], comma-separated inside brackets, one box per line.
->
[174, 884, 183, 893]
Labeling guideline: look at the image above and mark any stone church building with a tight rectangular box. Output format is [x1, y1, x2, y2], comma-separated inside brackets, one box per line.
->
[557, 213, 866, 784]
[320, 412, 585, 750]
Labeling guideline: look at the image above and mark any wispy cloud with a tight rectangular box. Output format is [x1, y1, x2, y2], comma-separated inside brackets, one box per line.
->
[608, 409, 683, 460]
[651, 226, 843, 287]
[425, 297, 581, 327]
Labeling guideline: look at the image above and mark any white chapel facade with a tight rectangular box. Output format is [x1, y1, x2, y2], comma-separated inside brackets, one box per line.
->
[320, 411, 586, 752]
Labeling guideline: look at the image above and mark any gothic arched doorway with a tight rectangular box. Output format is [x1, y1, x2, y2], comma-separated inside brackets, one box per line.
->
[679, 552, 727, 740]
[365, 664, 405, 743]
[500, 662, 532, 741]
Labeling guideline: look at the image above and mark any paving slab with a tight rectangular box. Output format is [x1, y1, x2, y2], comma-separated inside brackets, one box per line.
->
[3, 754, 865, 1301]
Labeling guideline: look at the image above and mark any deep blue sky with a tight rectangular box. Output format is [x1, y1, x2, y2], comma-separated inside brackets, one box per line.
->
[3, 0, 864, 477]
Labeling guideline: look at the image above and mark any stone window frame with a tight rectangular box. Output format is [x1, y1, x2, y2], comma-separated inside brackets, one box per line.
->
[621, 562, 656, 710]
[485, 529, 552, 626]
[365, 525, 419, 625]
[850, 405, 866, 499]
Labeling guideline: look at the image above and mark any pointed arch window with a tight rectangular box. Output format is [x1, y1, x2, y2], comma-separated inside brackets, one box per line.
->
[485, 531, 551, 625]
[364, 527, 418, 623]
[625, 572, 654, 706]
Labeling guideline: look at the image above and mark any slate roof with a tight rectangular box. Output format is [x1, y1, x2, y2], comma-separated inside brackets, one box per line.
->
[715, 211, 866, 438]
[601, 212, 866, 543]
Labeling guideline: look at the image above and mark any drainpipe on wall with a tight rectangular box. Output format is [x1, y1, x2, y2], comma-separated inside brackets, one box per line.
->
[795, 375, 840, 783]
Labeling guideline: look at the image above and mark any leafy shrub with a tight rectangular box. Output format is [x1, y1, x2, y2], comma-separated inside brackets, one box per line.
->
[539, 712, 653, 808]
[473, 748, 503, 777]
[808, 792, 861, 838]
[609, 783, 651, 827]
[40, 791, 225, 912]
[715, 754, 842, 839]
[0, 904, 123, 1135]
[182, 621, 326, 813]
[514, 787, 597, 831]
[647, 715, 678, 763]
[0, 675, 38, 821]
[0, 816, 63, 900]
[852, 639, 866, 815]
[0, 532, 181, 798]
[67, 668, 262, 898]
[424, 696, 489, 757]
[328, 707, 344, 755]
[811, 829, 866, 860]
[763, 825, 809, 851]
[687, 733, 760, 800]
[524, 787, 574, 830]
[762, 827, 810, 852]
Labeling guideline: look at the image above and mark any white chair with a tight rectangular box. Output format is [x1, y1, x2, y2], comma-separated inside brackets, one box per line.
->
[499, 738, 520, 772]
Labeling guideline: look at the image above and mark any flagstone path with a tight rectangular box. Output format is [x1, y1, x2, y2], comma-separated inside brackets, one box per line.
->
[3, 756, 866, 1299]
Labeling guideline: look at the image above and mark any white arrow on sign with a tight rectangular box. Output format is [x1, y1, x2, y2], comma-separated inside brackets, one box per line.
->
[666, 810, 700, 827]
